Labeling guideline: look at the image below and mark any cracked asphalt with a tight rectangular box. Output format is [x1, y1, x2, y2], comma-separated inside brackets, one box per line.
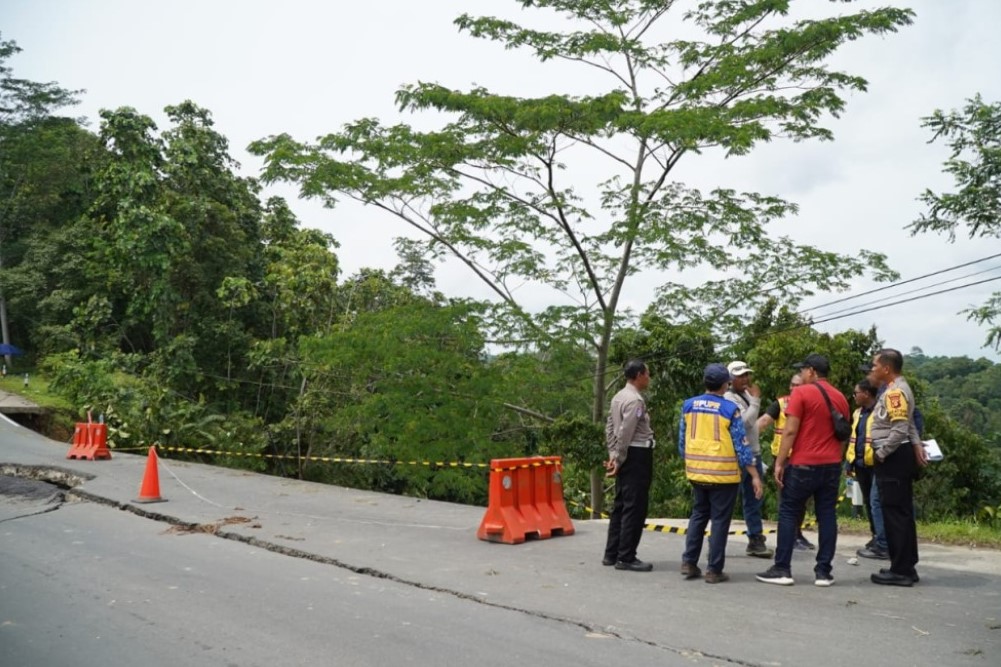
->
[2, 415, 999, 666]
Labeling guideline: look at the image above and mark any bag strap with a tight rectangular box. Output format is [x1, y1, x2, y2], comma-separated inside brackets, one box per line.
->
[815, 382, 845, 420]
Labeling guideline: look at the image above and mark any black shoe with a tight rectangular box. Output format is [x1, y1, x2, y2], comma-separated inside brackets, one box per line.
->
[879, 567, 919, 583]
[756, 565, 794, 586]
[871, 571, 914, 587]
[746, 536, 774, 558]
[602, 557, 616, 566]
[614, 559, 653, 572]
[857, 546, 889, 560]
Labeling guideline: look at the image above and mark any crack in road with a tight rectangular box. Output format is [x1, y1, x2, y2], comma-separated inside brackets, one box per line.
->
[2, 464, 762, 666]
[63, 485, 764, 667]
[0, 494, 64, 523]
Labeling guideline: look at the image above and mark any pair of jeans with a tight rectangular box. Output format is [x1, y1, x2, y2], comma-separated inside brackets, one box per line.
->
[682, 482, 740, 574]
[604, 447, 653, 563]
[739, 456, 764, 539]
[867, 471, 888, 551]
[775, 463, 841, 576]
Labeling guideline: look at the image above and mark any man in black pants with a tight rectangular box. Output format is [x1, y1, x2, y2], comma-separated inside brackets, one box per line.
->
[603, 360, 655, 572]
[867, 349, 928, 586]
[846, 378, 884, 558]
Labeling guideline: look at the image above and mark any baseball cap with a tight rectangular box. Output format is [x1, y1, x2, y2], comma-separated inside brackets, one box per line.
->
[727, 361, 753, 377]
[704, 363, 732, 385]
[792, 353, 831, 376]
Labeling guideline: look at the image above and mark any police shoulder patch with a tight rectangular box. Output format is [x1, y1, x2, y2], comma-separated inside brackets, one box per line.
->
[885, 388, 908, 421]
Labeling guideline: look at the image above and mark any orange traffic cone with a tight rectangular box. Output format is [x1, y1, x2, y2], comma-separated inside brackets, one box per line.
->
[134, 446, 165, 503]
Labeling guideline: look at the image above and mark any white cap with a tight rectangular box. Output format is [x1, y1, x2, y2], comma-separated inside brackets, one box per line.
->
[727, 361, 753, 377]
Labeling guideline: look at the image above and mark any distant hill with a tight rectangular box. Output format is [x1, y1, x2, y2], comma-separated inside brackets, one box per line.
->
[907, 349, 1001, 447]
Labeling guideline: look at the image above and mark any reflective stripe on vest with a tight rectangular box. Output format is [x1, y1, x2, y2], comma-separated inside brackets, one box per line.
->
[685, 410, 740, 484]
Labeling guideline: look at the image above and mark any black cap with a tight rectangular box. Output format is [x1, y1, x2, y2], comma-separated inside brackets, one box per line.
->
[792, 353, 830, 376]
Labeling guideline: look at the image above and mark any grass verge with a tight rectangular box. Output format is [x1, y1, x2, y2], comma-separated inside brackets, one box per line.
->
[839, 516, 1001, 549]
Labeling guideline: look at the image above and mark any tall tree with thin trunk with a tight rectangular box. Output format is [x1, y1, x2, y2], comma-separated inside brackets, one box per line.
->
[252, 1, 911, 513]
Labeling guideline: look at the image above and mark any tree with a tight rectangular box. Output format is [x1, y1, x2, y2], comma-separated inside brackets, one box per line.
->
[0, 35, 83, 361]
[84, 103, 266, 393]
[294, 297, 523, 502]
[252, 1, 911, 512]
[910, 95, 1001, 348]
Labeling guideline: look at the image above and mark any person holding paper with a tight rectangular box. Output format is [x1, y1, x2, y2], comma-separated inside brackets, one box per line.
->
[866, 349, 928, 587]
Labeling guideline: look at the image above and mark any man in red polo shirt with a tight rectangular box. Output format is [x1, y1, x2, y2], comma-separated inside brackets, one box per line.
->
[757, 353, 850, 587]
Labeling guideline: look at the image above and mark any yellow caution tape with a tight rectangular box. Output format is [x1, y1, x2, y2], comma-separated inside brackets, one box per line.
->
[114, 444, 568, 474]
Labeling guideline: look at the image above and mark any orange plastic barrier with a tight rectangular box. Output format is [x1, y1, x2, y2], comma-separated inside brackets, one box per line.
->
[66, 422, 112, 460]
[477, 456, 575, 544]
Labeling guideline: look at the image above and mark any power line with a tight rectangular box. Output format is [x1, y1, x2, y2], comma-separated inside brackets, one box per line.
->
[798, 251, 1001, 315]
[807, 264, 1001, 321]
[809, 275, 1001, 327]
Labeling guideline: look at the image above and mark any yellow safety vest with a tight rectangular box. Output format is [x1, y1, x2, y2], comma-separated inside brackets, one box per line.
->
[683, 396, 741, 484]
[769, 396, 789, 457]
[845, 407, 875, 467]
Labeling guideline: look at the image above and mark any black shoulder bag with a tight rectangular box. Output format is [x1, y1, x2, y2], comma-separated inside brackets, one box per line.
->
[815, 382, 852, 445]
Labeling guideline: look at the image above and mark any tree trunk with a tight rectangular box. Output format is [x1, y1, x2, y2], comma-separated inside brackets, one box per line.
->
[589, 341, 610, 519]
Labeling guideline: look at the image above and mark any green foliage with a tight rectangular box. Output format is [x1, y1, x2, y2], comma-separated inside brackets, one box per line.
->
[910, 95, 1001, 348]
[908, 351, 1001, 447]
[291, 297, 527, 503]
[541, 413, 605, 469]
[912, 392, 1001, 520]
[40, 348, 267, 465]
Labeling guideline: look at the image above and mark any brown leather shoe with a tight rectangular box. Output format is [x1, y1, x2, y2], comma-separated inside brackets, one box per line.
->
[704, 571, 729, 584]
[680, 562, 702, 579]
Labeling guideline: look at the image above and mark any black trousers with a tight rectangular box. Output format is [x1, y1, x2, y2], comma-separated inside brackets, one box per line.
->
[875, 443, 919, 575]
[604, 447, 653, 563]
[855, 466, 876, 538]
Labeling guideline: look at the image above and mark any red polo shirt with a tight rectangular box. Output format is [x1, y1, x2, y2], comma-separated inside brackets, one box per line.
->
[785, 379, 850, 465]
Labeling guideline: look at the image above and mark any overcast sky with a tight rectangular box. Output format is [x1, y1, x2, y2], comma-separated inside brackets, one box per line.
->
[3, 0, 1000, 361]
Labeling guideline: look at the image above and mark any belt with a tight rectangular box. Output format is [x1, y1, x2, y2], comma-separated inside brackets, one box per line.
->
[873, 440, 911, 449]
[788, 463, 841, 470]
[629, 439, 655, 449]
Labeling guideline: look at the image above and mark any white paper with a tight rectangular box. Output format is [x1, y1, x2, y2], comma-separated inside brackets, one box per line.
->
[922, 438, 944, 462]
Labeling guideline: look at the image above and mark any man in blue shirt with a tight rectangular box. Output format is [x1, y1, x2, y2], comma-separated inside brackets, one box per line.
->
[679, 363, 764, 583]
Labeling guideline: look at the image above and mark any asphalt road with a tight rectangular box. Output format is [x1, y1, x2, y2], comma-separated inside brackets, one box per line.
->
[1, 477, 684, 667]
[2, 417, 1000, 667]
